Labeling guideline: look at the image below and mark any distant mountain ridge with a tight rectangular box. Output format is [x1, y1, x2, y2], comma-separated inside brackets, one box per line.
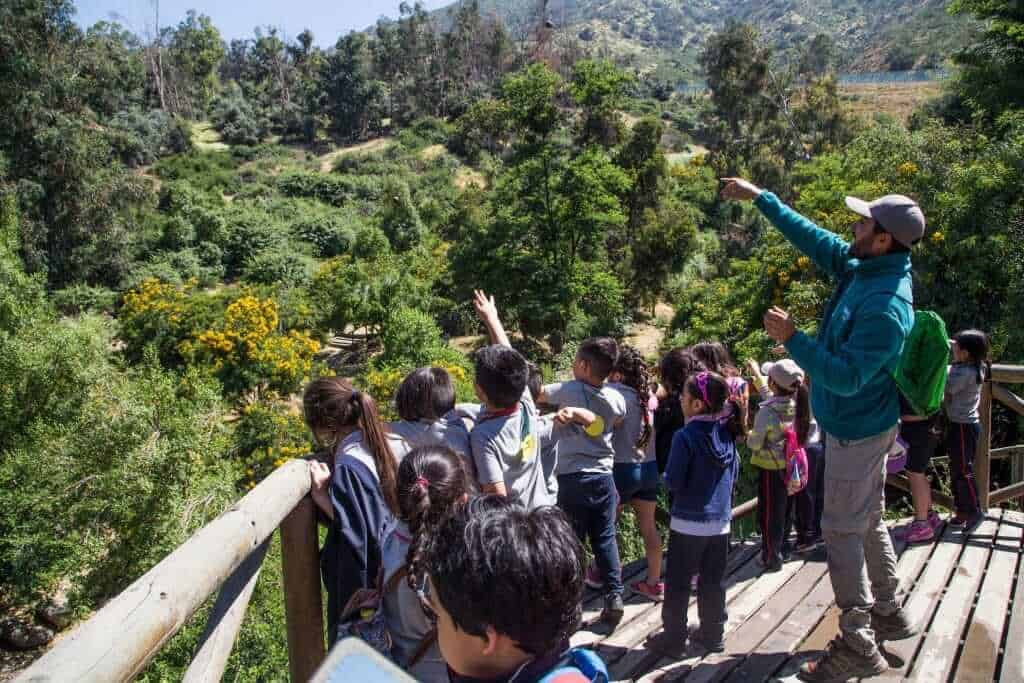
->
[428, 0, 977, 73]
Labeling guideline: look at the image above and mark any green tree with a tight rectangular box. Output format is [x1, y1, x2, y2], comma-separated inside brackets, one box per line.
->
[323, 33, 384, 141]
[569, 59, 633, 147]
[165, 11, 225, 116]
[948, 0, 1024, 123]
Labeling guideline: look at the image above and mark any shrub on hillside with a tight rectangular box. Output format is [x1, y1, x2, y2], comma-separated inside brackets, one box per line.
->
[241, 250, 311, 289]
[107, 108, 193, 167]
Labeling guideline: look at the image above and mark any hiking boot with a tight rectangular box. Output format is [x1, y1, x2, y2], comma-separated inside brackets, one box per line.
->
[600, 593, 624, 625]
[798, 637, 888, 681]
[631, 579, 665, 602]
[585, 563, 603, 590]
[872, 609, 919, 642]
[759, 556, 783, 573]
[644, 629, 688, 659]
[904, 520, 934, 545]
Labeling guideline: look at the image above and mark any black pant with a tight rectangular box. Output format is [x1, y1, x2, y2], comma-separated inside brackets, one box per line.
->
[786, 442, 823, 545]
[947, 422, 981, 517]
[662, 530, 728, 642]
[557, 472, 623, 594]
[758, 468, 788, 565]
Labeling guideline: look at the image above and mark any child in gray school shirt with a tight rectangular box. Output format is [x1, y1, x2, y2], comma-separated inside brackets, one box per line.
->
[543, 380, 626, 475]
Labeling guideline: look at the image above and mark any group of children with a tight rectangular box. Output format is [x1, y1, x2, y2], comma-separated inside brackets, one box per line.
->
[301, 286, 993, 681]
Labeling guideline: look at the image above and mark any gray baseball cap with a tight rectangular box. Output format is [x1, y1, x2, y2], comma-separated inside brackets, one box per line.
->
[845, 194, 926, 248]
[760, 359, 805, 390]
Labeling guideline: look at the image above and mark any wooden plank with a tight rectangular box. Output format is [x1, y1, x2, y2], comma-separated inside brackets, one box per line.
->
[990, 365, 1024, 384]
[15, 459, 312, 683]
[954, 513, 1021, 683]
[993, 383, 1024, 418]
[683, 562, 831, 683]
[574, 558, 652, 642]
[977, 381, 993, 511]
[721, 569, 834, 682]
[879, 523, 969, 679]
[183, 539, 270, 683]
[996, 512, 1024, 683]
[990, 444, 1024, 460]
[280, 496, 326, 682]
[605, 545, 761, 680]
[637, 560, 809, 683]
[991, 480, 1024, 506]
[909, 515, 999, 681]
[773, 521, 931, 681]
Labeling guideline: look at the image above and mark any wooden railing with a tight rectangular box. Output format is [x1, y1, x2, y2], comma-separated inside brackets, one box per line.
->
[888, 363, 1024, 511]
[16, 459, 325, 683]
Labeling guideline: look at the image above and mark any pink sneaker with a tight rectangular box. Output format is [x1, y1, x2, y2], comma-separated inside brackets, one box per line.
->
[585, 563, 603, 590]
[905, 520, 935, 544]
[631, 579, 665, 602]
[927, 510, 942, 532]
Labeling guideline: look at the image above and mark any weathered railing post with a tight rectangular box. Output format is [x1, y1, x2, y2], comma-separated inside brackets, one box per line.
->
[280, 495, 325, 682]
[976, 378, 993, 512]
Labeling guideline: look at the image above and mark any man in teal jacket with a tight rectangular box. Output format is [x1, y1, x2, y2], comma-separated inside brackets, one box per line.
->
[721, 178, 926, 682]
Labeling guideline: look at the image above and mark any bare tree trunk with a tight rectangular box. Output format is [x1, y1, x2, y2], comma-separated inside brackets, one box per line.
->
[153, 0, 167, 110]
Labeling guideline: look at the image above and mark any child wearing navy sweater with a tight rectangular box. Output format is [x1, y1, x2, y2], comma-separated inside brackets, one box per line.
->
[645, 371, 744, 658]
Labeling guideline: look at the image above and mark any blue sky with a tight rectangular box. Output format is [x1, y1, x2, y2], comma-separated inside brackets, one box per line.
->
[73, 0, 453, 45]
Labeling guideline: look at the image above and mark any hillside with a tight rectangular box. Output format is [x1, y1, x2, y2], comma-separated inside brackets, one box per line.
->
[432, 0, 977, 73]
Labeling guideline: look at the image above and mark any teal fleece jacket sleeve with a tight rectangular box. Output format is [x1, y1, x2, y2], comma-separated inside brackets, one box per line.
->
[755, 191, 851, 280]
[785, 310, 906, 397]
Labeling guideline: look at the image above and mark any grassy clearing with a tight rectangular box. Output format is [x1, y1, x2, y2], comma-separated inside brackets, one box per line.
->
[317, 137, 395, 172]
[667, 145, 709, 166]
[840, 81, 943, 122]
[191, 121, 229, 151]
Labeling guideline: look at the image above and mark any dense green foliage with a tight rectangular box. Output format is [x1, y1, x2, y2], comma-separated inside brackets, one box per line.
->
[1, 0, 1022, 679]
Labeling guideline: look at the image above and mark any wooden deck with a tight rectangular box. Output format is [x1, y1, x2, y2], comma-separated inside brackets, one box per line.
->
[573, 509, 1024, 682]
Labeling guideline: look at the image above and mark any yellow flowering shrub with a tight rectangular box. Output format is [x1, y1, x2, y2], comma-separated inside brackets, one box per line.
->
[236, 398, 311, 487]
[185, 294, 321, 394]
[364, 360, 475, 421]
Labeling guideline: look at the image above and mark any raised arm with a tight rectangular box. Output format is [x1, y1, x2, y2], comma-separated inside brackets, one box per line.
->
[473, 289, 512, 348]
[720, 178, 852, 279]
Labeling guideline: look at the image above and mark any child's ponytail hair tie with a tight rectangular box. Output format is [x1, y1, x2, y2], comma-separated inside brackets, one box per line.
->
[416, 476, 430, 489]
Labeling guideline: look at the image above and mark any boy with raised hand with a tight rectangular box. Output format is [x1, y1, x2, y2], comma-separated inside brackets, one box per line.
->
[421, 495, 609, 683]
[539, 339, 628, 626]
[465, 290, 554, 510]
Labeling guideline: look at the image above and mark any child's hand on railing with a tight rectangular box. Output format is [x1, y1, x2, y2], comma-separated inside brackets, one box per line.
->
[309, 461, 330, 491]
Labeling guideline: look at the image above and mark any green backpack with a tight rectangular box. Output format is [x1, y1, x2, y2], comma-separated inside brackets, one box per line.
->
[892, 310, 949, 417]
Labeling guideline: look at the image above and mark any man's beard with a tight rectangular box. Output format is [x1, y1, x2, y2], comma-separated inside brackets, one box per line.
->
[849, 237, 874, 259]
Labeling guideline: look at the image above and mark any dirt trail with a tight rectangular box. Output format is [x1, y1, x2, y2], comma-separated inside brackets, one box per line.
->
[318, 137, 394, 172]
[624, 302, 675, 361]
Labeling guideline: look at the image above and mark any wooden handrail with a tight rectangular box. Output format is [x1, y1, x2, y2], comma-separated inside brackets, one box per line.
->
[17, 459, 314, 683]
[993, 383, 1024, 418]
[990, 364, 1024, 384]
[977, 379, 993, 511]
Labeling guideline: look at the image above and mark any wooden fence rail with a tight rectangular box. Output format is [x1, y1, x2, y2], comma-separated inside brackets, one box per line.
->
[17, 459, 322, 683]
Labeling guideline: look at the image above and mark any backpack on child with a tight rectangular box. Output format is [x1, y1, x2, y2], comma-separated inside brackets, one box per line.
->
[537, 647, 609, 683]
[782, 427, 808, 495]
[892, 310, 950, 417]
[337, 565, 436, 668]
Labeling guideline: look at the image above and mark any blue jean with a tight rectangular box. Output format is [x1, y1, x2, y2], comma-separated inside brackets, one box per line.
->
[558, 472, 623, 595]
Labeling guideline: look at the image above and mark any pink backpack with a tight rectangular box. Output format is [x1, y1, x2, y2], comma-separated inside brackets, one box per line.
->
[783, 427, 809, 495]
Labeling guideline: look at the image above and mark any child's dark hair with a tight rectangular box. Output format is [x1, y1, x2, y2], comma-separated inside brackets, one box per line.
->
[614, 345, 652, 450]
[474, 344, 528, 409]
[953, 329, 990, 383]
[303, 377, 399, 513]
[685, 371, 748, 438]
[396, 367, 456, 422]
[423, 495, 583, 656]
[397, 446, 469, 592]
[526, 361, 543, 403]
[578, 337, 619, 381]
[772, 376, 811, 447]
[659, 347, 706, 394]
[692, 341, 740, 378]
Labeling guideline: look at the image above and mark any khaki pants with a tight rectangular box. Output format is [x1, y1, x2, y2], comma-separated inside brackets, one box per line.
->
[822, 426, 900, 656]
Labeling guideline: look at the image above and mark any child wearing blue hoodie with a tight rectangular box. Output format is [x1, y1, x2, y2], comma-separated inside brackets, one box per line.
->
[645, 371, 744, 658]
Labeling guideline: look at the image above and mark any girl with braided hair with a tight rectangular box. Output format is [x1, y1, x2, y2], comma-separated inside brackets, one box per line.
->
[305, 377, 408, 642]
[382, 446, 469, 681]
[608, 345, 664, 601]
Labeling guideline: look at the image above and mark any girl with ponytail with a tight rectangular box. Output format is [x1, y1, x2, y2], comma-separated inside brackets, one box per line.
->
[382, 446, 469, 682]
[305, 377, 405, 641]
[608, 346, 664, 601]
[746, 359, 813, 570]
